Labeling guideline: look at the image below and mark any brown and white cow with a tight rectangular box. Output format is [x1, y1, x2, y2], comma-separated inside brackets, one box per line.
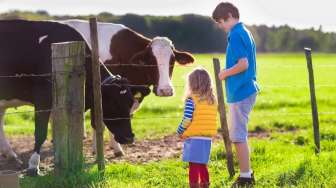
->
[62, 20, 194, 95]
[61, 20, 194, 155]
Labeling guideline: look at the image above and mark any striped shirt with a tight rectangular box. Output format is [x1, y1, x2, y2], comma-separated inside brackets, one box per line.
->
[177, 98, 195, 135]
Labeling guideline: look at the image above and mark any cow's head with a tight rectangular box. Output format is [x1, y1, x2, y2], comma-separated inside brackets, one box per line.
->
[101, 76, 150, 144]
[129, 37, 194, 97]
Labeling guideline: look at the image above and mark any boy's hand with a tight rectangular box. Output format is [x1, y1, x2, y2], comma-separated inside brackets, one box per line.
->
[218, 69, 228, 80]
[218, 58, 249, 80]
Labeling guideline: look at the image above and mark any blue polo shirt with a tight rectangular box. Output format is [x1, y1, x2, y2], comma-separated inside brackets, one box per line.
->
[225, 22, 259, 103]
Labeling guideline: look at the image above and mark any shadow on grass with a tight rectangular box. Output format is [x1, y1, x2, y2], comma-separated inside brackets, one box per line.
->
[255, 99, 336, 111]
[277, 162, 306, 187]
[137, 106, 181, 114]
[321, 132, 336, 141]
[252, 121, 304, 134]
[20, 168, 107, 188]
[275, 153, 336, 187]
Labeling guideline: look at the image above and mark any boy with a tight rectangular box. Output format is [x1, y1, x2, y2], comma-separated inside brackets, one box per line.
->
[212, 2, 259, 187]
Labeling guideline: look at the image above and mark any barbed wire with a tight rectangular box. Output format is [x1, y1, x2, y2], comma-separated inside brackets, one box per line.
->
[103, 63, 195, 68]
[0, 107, 64, 116]
[261, 64, 336, 69]
[2, 109, 335, 120]
[53, 53, 336, 68]
[102, 63, 336, 69]
[1, 103, 335, 123]
[0, 63, 333, 79]
[51, 54, 87, 59]
[103, 116, 181, 121]
[251, 111, 336, 117]
[0, 60, 334, 123]
[104, 64, 173, 68]
[0, 73, 52, 78]
[0, 73, 333, 90]
[261, 84, 336, 88]
[101, 83, 186, 88]
[102, 111, 336, 121]
[0, 70, 85, 79]
[100, 83, 336, 89]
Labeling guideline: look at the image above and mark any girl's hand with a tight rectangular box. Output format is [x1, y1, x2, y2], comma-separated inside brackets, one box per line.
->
[177, 134, 184, 141]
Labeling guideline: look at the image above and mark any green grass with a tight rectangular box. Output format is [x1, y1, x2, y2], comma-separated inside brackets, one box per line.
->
[2, 53, 336, 187]
[20, 138, 336, 188]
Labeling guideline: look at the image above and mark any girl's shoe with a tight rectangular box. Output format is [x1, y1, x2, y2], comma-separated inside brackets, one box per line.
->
[200, 182, 210, 188]
[190, 183, 200, 188]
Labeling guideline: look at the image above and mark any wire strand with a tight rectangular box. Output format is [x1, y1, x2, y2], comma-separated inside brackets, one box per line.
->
[0, 107, 65, 116]
[103, 63, 194, 68]
[0, 70, 85, 79]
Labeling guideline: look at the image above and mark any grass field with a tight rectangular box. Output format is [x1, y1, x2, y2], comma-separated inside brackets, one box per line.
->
[3, 53, 336, 187]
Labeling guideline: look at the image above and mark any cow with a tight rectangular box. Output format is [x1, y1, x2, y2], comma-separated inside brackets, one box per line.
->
[0, 19, 194, 175]
[60, 20, 194, 155]
[0, 19, 151, 175]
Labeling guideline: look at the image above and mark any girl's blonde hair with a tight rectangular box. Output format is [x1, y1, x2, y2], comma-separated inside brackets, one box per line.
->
[184, 67, 217, 105]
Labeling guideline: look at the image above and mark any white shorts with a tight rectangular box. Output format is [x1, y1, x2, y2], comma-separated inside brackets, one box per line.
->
[228, 93, 257, 143]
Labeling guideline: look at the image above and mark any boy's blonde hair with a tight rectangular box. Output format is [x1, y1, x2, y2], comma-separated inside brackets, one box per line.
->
[184, 67, 217, 105]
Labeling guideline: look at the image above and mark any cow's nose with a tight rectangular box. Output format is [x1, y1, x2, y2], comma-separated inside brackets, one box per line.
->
[124, 136, 134, 144]
[157, 87, 173, 96]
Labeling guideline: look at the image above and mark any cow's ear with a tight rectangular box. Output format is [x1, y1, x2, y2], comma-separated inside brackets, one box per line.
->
[131, 86, 151, 97]
[173, 49, 194, 65]
[130, 86, 151, 101]
[129, 48, 150, 64]
[139, 87, 151, 97]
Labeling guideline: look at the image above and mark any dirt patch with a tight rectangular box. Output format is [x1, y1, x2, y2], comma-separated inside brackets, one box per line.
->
[85, 134, 184, 164]
[0, 132, 270, 174]
[0, 135, 184, 173]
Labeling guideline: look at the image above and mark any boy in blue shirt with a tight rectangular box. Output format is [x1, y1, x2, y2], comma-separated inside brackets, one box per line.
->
[212, 2, 259, 187]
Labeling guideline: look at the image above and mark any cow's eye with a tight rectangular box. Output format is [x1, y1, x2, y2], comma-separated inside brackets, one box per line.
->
[120, 89, 127, 95]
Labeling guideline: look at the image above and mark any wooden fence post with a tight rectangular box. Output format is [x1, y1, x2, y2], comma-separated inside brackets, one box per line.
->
[304, 48, 320, 154]
[52, 41, 86, 175]
[89, 17, 105, 171]
[213, 58, 235, 177]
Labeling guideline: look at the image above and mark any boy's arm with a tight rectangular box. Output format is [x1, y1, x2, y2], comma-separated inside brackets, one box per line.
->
[219, 32, 249, 80]
[176, 98, 194, 136]
[218, 58, 248, 80]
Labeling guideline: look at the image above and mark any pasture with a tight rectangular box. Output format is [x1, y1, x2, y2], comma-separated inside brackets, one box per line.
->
[1, 53, 336, 187]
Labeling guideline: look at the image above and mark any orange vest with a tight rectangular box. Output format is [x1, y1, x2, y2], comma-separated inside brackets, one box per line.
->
[182, 95, 218, 138]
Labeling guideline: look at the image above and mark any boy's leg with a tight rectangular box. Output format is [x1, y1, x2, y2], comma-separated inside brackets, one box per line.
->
[228, 94, 256, 177]
[234, 142, 251, 174]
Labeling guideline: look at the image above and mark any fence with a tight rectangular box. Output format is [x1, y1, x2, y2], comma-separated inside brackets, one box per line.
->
[0, 41, 86, 175]
[52, 41, 86, 175]
[89, 17, 108, 172]
[0, 19, 335, 177]
[1, 54, 335, 174]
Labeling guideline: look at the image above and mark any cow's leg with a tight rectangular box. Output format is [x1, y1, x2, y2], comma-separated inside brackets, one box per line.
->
[91, 131, 124, 157]
[0, 108, 18, 160]
[83, 124, 87, 138]
[92, 129, 97, 154]
[27, 106, 50, 176]
[109, 132, 124, 157]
